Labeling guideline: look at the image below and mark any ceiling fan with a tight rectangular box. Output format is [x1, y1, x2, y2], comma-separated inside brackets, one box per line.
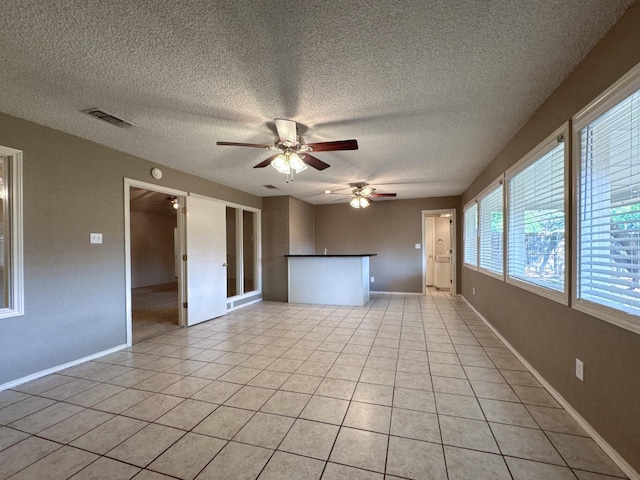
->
[150, 195, 179, 209]
[326, 183, 397, 208]
[217, 119, 358, 180]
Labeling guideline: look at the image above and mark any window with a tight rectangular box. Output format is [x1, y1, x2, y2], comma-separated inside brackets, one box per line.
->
[575, 75, 640, 324]
[226, 206, 260, 298]
[0, 146, 23, 319]
[226, 207, 238, 297]
[479, 181, 504, 276]
[506, 127, 567, 301]
[243, 210, 256, 292]
[464, 202, 478, 268]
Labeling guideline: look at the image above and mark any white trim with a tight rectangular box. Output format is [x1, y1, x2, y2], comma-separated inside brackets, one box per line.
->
[190, 194, 263, 299]
[421, 208, 457, 296]
[370, 291, 423, 295]
[477, 174, 505, 280]
[505, 123, 570, 306]
[571, 63, 640, 335]
[423, 216, 435, 290]
[504, 276, 568, 305]
[463, 202, 478, 271]
[505, 123, 567, 179]
[463, 197, 477, 211]
[0, 344, 127, 392]
[573, 61, 640, 131]
[461, 296, 640, 480]
[234, 207, 243, 297]
[0, 145, 24, 319]
[573, 297, 640, 336]
[188, 192, 260, 213]
[124, 178, 188, 346]
[227, 297, 262, 312]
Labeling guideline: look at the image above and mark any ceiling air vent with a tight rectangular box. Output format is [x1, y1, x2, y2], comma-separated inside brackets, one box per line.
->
[263, 184, 278, 190]
[83, 108, 134, 127]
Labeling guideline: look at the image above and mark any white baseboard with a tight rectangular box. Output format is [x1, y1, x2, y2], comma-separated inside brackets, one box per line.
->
[227, 298, 262, 312]
[461, 296, 639, 480]
[0, 344, 127, 392]
[370, 291, 423, 295]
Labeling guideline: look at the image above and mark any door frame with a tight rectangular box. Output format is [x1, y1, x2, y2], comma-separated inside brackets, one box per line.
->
[421, 209, 457, 296]
[424, 216, 435, 286]
[124, 178, 187, 347]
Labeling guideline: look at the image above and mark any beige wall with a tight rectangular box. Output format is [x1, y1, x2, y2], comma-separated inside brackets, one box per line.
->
[261, 196, 315, 301]
[315, 197, 461, 293]
[261, 196, 291, 302]
[0, 112, 260, 385]
[289, 197, 315, 255]
[461, 2, 640, 473]
[130, 211, 176, 288]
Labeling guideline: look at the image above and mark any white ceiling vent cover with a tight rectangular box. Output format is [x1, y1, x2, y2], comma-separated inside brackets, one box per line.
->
[83, 108, 135, 127]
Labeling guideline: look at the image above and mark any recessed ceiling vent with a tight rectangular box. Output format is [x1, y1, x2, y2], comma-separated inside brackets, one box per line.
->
[263, 184, 278, 190]
[83, 108, 134, 127]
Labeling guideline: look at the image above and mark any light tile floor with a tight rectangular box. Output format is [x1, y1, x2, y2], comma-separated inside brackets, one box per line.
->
[0, 291, 629, 479]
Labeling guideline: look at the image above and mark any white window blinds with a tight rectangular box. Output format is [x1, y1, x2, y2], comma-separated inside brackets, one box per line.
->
[507, 141, 566, 293]
[464, 203, 478, 267]
[578, 89, 640, 316]
[479, 184, 503, 275]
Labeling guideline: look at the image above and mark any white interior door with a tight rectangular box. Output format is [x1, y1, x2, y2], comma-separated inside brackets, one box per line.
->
[185, 196, 227, 326]
[425, 217, 435, 286]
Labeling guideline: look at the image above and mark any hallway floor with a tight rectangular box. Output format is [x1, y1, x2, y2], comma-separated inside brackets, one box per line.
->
[0, 291, 628, 479]
[132, 283, 180, 344]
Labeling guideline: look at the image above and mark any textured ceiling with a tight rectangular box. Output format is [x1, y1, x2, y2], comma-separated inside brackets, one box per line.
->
[0, 0, 634, 204]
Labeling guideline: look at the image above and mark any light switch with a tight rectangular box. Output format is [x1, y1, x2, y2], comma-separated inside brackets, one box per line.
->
[415, 244, 421, 249]
[90, 233, 102, 244]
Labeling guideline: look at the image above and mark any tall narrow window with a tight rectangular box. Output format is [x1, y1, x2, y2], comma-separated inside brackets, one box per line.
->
[577, 88, 640, 318]
[464, 202, 478, 268]
[226, 207, 237, 297]
[225, 206, 260, 299]
[507, 133, 566, 299]
[243, 210, 256, 293]
[0, 146, 23, 319]
[479, 182, 504, 276]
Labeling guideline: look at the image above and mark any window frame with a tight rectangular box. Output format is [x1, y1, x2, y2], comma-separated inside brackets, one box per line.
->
[505, 123, 570, 305]
[477, 175, 505, 280]
[225, 204, 261, 300]
[572, 62, 640, 334]
[463, 200, 478, 270]
[0, 145, 24, 320]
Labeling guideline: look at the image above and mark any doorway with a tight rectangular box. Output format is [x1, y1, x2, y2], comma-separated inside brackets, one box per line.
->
[129, 187, 182, 343]
[422, 209, 457, 295]
[125, 180, 233, 346]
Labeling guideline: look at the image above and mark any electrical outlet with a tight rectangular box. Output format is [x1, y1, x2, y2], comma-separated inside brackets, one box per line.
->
[472, 287, 476, 295]
[576, 358, 584, 381]
[90, 233, 102, 244]
[370, 277, 375, 283]
[415, 243, 421, 249]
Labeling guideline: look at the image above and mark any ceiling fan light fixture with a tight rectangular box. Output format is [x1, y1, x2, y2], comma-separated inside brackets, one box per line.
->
[289, 152, 308, 173]
[350, 196, 370, 208]
[271, 152, 308, 175]
[271, 154, 290, 174]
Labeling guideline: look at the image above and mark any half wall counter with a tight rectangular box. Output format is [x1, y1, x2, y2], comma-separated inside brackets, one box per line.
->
[285, 254, 376, 307]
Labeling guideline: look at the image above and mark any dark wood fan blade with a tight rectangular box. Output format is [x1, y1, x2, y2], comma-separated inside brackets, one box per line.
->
[370, 193, 397, 197]
[306, 139, 358, 152]
[253, 154, 280, 168]
[217, 141, 271, 148]
[302, 154, 330, 171]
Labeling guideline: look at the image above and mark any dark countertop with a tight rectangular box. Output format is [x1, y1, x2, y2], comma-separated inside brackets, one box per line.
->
[285, 254, 377, 257]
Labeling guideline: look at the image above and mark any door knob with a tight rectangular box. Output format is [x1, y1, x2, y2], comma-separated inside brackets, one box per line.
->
[222, 262, 228, 267]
